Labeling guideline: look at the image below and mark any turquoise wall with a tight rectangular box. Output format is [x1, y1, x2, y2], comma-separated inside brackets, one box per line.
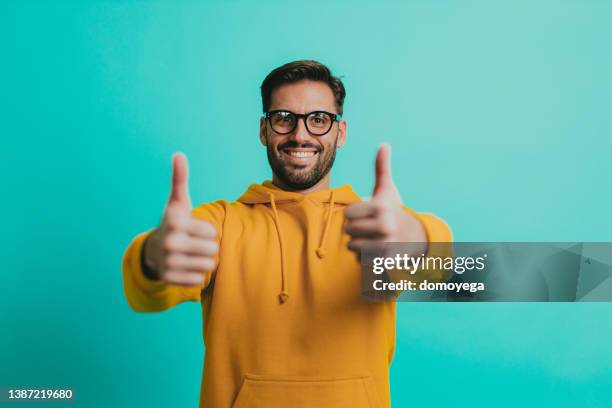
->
[2, 1, 611, 406]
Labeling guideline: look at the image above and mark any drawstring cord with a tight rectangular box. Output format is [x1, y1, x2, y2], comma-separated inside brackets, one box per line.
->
[316, 190, 335, 259]
[269, 193, 289, 304]
[269, 190, 335, 304]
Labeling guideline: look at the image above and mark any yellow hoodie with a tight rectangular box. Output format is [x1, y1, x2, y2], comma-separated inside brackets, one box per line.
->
[122, 181, 452, 408]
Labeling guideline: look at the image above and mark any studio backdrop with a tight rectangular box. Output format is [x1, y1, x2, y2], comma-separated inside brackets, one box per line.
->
[2, 1, 611, 407]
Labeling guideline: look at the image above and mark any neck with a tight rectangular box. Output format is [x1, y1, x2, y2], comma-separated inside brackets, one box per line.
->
[272, 173, 331, 194]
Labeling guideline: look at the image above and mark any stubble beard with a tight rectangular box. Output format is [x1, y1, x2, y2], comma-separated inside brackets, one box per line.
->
[266, 134, 338, 191]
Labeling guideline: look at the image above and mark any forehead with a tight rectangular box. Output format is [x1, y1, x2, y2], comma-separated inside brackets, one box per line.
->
[269, 80, 337, 113]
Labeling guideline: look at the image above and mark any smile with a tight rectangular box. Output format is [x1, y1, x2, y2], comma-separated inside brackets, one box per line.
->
[287, 151, 315, 158]
[281, 148, 319, 161]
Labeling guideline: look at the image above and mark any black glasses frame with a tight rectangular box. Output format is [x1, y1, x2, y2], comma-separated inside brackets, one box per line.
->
[265, 110, 342, 136]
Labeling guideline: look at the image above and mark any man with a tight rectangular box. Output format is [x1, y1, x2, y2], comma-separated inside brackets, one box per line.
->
[122, 60, 452, 408]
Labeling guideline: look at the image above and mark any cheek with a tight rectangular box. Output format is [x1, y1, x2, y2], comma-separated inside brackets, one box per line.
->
[269, 138, 284, 152]
[320, 139, 336, 153]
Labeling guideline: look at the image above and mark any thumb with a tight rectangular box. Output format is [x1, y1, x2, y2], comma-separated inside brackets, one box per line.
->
[168, 152, 192, 209]
[373, 143, 396, 197]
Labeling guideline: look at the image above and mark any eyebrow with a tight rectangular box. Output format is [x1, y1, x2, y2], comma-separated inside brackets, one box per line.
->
[269, 109, 337, 114]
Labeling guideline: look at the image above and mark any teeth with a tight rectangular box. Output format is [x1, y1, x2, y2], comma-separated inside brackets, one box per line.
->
[287, 151, 315, 158]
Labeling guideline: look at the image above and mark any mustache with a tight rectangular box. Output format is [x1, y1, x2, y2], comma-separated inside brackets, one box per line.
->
[278, 141, 323, 152]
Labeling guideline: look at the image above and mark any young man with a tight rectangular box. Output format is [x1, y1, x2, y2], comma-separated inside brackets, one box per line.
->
[122, 60, 452, 408]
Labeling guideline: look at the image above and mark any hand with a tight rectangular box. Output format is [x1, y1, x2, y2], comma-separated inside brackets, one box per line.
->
[344, 144, 427, 255]
[142, 153, 219, 286]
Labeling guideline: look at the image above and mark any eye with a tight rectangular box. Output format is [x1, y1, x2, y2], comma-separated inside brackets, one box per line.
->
[309, 112, 331, 127]
[272, 112, 293, 122]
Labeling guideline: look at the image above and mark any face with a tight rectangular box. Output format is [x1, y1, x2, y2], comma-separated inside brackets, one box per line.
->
[260, 80, 347, 191]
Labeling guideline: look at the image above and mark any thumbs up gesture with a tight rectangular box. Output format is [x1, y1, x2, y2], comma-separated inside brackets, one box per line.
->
[344, 144, 427, 254]
[142, 153, 219, 286]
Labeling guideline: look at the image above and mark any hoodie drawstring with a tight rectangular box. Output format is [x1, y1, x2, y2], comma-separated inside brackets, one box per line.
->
[316, 190, 335, 259]
[269, 190, 336, 304]
[269, 193, 289, 304]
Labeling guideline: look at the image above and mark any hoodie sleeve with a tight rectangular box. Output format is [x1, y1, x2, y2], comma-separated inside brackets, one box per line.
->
[413, 211, 454, 282]
[385, 208, 453, 285]
[122, 201, 226, 313]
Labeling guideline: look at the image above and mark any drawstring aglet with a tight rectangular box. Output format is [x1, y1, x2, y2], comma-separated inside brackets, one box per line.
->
[278, 292, 289, 303]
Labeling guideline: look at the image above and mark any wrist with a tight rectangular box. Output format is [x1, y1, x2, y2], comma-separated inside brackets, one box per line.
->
[398, 212, 428, 253]
[141, 231, 162, 281]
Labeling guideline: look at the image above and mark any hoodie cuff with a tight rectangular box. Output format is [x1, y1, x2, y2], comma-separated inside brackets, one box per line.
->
[403, 208, 453, 243]
[403, 208, 454, 283]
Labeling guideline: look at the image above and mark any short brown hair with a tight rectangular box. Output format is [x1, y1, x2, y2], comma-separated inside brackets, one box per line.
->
[261, 60, 346, 115]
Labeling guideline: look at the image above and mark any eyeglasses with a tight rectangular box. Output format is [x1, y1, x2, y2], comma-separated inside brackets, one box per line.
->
[265, 110, 341, 136]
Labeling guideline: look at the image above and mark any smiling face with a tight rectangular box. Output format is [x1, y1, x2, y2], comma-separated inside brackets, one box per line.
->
[260, 80, 347, 192]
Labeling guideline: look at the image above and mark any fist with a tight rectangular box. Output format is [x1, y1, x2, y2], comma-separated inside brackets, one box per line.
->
[143, 153, 219, 286]
[344, 144, 427, 254]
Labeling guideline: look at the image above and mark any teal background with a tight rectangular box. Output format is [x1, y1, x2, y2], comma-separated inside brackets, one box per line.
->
[2, 0, 611, 407]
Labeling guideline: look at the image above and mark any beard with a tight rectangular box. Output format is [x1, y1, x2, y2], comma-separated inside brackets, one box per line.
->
[266, 135, 338, 190]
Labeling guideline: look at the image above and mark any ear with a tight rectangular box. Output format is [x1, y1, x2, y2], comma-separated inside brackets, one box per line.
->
[259, 116, 268, 146]
[336, 119, 347, 148]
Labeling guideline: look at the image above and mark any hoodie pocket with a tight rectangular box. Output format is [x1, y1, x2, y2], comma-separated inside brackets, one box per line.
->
[231, 374, 381, 408]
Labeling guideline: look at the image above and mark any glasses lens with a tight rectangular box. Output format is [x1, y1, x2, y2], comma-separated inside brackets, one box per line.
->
[270, 111, 295, 134]
[306, 112, 333, 135]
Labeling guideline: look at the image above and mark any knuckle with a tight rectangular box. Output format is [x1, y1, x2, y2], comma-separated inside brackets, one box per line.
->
[203, 221, 217, 236]
[205, 240, 220, 254]
[344, 205, 359, 218]
[163, 233, 180, 251]
[165, 254, 181, 269]
[201, 257, 216, 271]
[193, 219, 217, 238]
[160, 270, 174, 283]
[370, 199, 383, 210]
[162, 236, 175, 251]
[166, 219, 179, 231]
[373, 200, 388, 213]
[379, 221, 395, 237]
[162, 270, 190, 286]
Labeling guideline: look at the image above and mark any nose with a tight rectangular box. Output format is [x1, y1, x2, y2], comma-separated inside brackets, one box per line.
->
[288, 117, 311, 144]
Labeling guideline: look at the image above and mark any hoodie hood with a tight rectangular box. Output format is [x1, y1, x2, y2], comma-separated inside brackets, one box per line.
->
[238, 181, 361, 304]
[238, 180, 361, 205]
